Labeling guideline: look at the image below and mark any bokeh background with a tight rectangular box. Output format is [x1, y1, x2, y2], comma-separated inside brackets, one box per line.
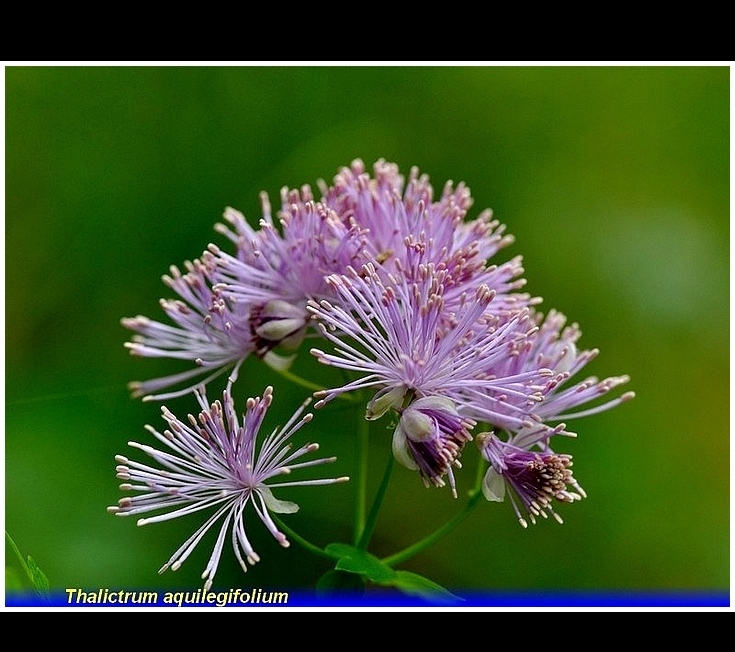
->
[5, 65, 729, 606]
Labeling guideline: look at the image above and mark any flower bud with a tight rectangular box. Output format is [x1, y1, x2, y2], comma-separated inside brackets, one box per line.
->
[365, 386, 407, 421]
[251, 300, 309, 352]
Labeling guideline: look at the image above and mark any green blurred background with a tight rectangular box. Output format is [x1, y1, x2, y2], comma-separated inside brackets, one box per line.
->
[5, 65, 729, 603]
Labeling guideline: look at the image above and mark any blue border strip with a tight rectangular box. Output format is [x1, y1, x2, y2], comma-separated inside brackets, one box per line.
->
[6, 589, 730, 608]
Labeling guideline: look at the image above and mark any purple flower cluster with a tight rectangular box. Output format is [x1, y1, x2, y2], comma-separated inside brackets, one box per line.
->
[116, 159, 633, 581]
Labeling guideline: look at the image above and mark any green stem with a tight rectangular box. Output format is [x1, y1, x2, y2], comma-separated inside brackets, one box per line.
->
[274, 368, 330, 396]
[271, 515, 336, 562]
[356, 451, 394, 550]
[473, 446, 488, 490]
[381, 456, 487, 568]
[353, 410, 370, 545]
[274, 368, 357, 403]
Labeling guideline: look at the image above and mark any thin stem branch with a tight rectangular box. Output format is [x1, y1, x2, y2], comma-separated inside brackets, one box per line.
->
[274, 368, 357, 403]
[357, 451, 394, 550]
[353, 410, 370, 545]
[381, 489, 483, 567]
[271, 515, 336, 562]
[381, 456, 487, 568]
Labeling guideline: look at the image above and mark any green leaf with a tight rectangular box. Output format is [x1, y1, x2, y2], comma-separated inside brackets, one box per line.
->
[27, 556, 50, 592]
[5, 531, 49, 595]
[324, 543, 397, 584]
[389, 570, 464, 604]
[6, 531, 29, 577]
[316, 569, 366, 595]
[323, 542, 464, 604]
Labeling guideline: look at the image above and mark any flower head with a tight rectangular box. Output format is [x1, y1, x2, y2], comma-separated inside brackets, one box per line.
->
[122, 258, 255, 401]
[523, 309, 635, 424]
[108, 385, 348, 590]
[392, 396, 475, 497]
[319, 158, 534, 314]
[206, 196, 368, 313]
[477, 428, 585, 528]
[309, 262, 549, 431]
[472, 308, 635, 434]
